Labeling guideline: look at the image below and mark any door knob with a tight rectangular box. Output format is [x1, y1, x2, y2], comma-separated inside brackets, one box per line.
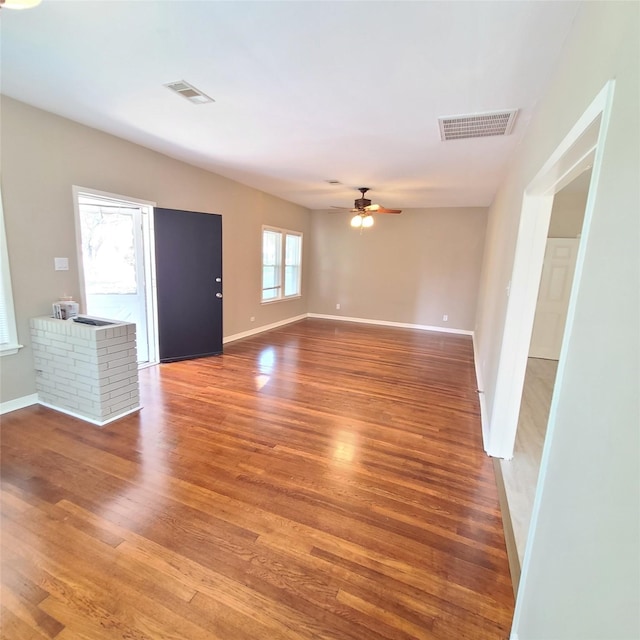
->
[216, 293, 223, 298]
[215, 277, 222, 283]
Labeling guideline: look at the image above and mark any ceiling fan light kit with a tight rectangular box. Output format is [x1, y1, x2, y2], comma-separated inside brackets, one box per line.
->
[350, 213, 374, 228]
[335, 188, 402, 230]
[0, 0, 42, 9]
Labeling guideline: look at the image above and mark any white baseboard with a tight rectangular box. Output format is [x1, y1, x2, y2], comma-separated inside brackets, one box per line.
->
[38, 401, 142, 427]
[306, 313, 473, 336]
[0, 393, 39, 415]
[472, 333, 490, 452]
[223, 312, 472, 347]
[223, 314, 307, 345]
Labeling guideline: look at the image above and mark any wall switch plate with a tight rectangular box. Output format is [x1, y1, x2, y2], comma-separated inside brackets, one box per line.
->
[54, 257, 69, 271]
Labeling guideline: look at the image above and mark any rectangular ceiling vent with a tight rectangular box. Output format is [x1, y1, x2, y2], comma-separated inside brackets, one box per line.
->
[164, 80, 214, 105]
[438, 109, 518, 141]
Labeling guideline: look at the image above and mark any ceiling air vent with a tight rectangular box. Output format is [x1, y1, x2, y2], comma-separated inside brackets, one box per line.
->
[438, 109, 518, 141]
[164, 80, 214, 105]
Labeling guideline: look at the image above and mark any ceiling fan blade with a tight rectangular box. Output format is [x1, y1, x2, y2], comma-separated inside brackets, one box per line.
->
[366, 204, 402, 214]
[330, 205, 355, 210]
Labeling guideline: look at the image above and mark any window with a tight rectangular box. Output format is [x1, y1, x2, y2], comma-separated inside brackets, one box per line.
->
[0, 187, 22, 356]
[262, 227, 302, 302]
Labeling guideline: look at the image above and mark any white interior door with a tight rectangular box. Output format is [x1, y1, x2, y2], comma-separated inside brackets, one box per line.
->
[529, 238, 579, 360]
[75, 190, 157, 365]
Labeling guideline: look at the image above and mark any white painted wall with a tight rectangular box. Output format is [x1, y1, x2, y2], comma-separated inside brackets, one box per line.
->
[475, 3, 639, 638]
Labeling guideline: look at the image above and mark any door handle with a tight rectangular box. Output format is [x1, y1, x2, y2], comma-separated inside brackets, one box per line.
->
[215, 277, 222, 283]
[216, 293, 223, 298]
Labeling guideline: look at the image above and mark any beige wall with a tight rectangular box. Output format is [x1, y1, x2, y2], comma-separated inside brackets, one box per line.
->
[308, 207, 486, 332]
[475, 2, 639, 638]
[0, 97, 310, 403]
[0, 99, 485, 404]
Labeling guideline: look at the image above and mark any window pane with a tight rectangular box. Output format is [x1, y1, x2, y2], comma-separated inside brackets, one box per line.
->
[263, 230, 281, 267]
[262, 230, 282, 301]
[285, 233, 301, 266]
[0, 267, 9, 345]
[0, 186, 20, 354]
[284, 234, 301, 296]
[262, 228, 301, 302]
[79, 209, 137, 294]
[284, 266, 299, 297]
[262, 266, 279, 289]
[262, 289, 278, 301]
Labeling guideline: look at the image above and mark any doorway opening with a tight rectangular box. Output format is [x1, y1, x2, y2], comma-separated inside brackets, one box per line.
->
[481, 80, 615, 630]
[73, 187, 158, 367]
[500, 167, 591, 566]
[485, 80, 615, 461]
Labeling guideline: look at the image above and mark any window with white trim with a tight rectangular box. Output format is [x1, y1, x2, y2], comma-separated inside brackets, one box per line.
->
[0, 187, 22, 356]
[262, 227, 302, 302]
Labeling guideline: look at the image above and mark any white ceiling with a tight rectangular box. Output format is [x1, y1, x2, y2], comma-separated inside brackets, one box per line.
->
[1, 1, 580, 210]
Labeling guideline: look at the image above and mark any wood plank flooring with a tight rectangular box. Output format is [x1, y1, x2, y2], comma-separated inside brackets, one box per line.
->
[500, 357, 558, 565]
[0, 319, 514, 639]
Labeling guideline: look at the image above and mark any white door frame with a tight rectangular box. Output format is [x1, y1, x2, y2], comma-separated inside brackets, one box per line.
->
[485, 80, 616, 459]
[72, 186, 159, 366]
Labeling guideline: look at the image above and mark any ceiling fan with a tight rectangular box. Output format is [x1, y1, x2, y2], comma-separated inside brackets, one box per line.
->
[331, 188, 402, 228]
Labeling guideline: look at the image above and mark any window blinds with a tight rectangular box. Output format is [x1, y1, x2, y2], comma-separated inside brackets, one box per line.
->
[0, 271, 9, 346]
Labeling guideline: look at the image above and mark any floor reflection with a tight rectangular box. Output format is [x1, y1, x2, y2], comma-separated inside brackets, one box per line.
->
[331, 428, 359, 465]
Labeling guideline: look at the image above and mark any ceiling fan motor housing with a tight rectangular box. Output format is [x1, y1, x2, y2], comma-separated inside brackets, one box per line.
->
[354, 196, 371, 210]
[354, 187, 371, 210]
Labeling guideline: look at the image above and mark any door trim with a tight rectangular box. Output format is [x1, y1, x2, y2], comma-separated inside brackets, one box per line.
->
[485, 80, 615, 460]
[72, 185, 159, 366]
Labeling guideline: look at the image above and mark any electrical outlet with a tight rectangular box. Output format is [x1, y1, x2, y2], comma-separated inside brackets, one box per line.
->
[442, 314, 448, 321]
[250, 316, 255, 322]
[336, 303, 341, 310]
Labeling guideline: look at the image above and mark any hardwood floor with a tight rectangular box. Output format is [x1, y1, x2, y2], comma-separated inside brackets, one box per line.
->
[500, 357, 558, 565]
[1, 319, 514, 639]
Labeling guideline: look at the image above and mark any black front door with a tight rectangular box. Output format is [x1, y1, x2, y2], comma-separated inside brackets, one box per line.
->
[154, 207, 222, 363]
